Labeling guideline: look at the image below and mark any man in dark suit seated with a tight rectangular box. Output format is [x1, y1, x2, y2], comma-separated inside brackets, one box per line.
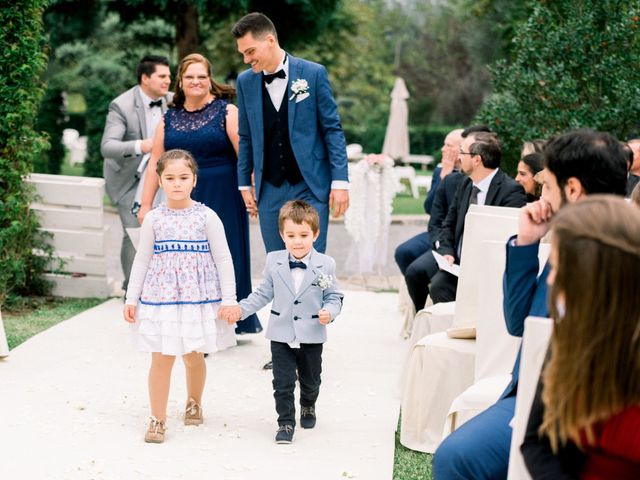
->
[433, 128, 628, 480]
[398, 126, 496, 312]
[394, 129, 462, 308]
[430, 131, 527, 304]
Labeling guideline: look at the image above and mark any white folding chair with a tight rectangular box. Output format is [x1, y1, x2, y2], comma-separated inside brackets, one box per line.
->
[507, 317, 553, 480]
[393, 165, 419, 198]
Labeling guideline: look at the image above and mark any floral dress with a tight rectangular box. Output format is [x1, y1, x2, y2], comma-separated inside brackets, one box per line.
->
[125, 202, 237, 355]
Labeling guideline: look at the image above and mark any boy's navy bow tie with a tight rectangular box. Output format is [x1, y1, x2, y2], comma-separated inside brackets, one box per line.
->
[289, 261, 306, 270]
[264, 69, 286, 84]
[149, 100, 162, 108]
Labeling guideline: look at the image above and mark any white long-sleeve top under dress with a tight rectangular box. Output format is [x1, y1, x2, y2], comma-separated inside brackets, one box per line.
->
[125, 202, 237, 355]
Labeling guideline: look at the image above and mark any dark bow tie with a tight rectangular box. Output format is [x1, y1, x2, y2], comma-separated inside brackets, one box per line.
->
[263, 69, 286, 84]
[289, 260, 307, 270]
[149, 100, 162, 108]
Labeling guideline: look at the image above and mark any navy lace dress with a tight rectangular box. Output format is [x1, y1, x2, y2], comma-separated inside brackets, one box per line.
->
[164, 99, 262, 334]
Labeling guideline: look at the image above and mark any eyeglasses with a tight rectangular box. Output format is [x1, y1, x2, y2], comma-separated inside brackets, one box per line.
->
[459, 151, 474, 156]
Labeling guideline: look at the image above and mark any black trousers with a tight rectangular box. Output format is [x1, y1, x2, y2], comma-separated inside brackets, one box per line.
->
[270, 341, 323, 426]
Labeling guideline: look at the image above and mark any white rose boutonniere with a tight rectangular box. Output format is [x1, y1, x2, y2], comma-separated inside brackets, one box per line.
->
[289, 79, 309, 101]
[313, 273, 334, 290]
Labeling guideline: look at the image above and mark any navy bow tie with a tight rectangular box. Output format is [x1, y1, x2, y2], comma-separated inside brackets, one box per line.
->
[264, 69, 286, 84]
[289, 260, 307, 270]
[149, 100, 162, 108]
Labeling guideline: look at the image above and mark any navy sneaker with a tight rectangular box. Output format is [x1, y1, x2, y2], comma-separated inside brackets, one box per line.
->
[275, 424, 295, 444]
[300, 406, 316, 429]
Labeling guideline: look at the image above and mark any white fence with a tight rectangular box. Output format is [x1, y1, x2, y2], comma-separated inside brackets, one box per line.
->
[26, 173, 114, 298]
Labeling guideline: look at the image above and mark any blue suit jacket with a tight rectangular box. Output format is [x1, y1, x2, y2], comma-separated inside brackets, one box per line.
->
[236, 55, 349, 202]
[501, 238, 549, 397]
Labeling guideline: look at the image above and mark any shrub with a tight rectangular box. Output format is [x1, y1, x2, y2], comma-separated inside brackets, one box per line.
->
[0, 1, 55, 307]
[476, 0, 640, 174]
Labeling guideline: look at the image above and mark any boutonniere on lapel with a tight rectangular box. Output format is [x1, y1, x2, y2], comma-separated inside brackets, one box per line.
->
[289, 79, 310, 102]
[313, 272, 334, 290]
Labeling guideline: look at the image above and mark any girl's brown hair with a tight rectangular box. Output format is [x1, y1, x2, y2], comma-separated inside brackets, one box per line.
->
[156, 149, 198, 177]
[541, 195, 640, 451]
[171, 53, 235, 108]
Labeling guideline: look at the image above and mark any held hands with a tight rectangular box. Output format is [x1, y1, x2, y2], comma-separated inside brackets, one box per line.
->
[140, 138, 154, 154]
[517, 199, 553, 246]
[329, 189, 349, 218]
[318, 309, 332, 325]
[123, 305, 136, 323]
[137, 204, 151, 225]
[240, 190, 258, 218]
[218, 305, 242, 325]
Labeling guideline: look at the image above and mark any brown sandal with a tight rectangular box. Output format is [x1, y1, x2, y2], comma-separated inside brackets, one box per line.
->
[144, 416, 166, 443]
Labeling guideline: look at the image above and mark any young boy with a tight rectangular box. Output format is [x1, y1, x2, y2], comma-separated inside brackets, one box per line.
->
[222, 200, 344, 444]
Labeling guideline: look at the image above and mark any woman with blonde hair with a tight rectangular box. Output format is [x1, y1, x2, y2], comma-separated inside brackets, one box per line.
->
[522, 195, 640, 479]
[138, 53, 261, 335]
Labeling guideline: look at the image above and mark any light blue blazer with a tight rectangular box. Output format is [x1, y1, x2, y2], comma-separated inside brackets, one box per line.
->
[236, 54, 349, 203]
[238, 249, 344, 344]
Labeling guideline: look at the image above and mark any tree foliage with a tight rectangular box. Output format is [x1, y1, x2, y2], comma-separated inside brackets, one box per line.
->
[476, 0, 640, 173]
[107, 0, 341, 59]
[0, 1, 55, 306]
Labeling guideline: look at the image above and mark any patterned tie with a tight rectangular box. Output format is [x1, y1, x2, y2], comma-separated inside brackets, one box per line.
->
[469, 186, 481, 205]
[264, 69, 286, 84]
[289, 260, 307, 270]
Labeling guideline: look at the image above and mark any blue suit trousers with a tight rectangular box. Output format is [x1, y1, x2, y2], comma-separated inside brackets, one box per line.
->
[258, 180, 329, 253]
[433, 395, 516, 479]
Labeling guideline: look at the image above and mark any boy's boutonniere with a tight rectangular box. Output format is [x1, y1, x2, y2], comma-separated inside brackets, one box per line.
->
[313, 272, 334, 290]
[289, 79, 309, 101]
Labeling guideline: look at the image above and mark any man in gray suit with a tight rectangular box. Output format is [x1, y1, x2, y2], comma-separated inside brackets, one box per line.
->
[101, 55, 172, 290]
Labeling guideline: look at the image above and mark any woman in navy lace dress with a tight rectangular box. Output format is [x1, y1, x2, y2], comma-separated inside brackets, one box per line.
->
[138, 53, 261, 334]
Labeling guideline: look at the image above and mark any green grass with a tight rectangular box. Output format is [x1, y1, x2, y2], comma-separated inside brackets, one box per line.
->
[59, 151, 84, 176]
[3, 297, 105, 349]
[394, 417, 433, 479]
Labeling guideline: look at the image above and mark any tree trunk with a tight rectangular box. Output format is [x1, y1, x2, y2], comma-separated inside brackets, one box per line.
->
[175, 3, 200, 61]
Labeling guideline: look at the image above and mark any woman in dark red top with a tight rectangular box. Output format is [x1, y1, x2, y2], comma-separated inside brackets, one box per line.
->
[521, 196, 640, 479]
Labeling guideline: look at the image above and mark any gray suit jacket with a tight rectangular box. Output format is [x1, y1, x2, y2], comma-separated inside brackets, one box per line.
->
[239, 249, 344, 343]
[100, 86, 172, 204]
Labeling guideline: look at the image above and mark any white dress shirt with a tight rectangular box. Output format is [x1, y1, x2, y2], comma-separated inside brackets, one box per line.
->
[134, 87, 164, 155]
[473, 168, 499, 206]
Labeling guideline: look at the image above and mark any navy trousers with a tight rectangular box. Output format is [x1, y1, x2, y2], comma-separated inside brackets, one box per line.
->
[433, 395, 516, 479]
[270, 341, 323, 427]
[258, 180, 329, 253]
[394, 232, 430, 274]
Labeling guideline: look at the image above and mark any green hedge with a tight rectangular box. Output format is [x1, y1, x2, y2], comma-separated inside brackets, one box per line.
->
[0, 2, 54, 307]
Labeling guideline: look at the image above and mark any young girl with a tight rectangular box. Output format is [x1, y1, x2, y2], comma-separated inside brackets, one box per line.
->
[522, 195, 640, 479]
[124, 149, 238, 443]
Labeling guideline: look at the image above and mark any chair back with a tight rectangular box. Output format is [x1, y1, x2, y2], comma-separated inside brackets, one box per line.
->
[506, 316, 553, 480]
[454, 213, 518, 327]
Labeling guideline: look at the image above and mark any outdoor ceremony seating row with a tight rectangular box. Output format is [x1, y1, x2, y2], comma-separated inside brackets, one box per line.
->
[400, 206, 521, 452]
[27, 173, 114, 298]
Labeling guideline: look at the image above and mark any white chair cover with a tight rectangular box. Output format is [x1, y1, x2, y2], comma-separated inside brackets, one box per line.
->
[400, 211, 520, 451]
[444, 243, 551, 435]
[0, 311, 9, 358]
[400, 332, 476, 452]
[507, 317, 553, 480]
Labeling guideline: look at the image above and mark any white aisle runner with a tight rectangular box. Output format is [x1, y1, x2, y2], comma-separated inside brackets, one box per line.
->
[0, 291, 402, 480]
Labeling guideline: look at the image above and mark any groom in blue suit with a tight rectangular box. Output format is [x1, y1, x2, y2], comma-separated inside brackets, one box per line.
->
[232, 12, 350, 254]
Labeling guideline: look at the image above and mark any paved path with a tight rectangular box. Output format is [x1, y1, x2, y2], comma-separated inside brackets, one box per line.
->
[0, 290, 406, 479]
